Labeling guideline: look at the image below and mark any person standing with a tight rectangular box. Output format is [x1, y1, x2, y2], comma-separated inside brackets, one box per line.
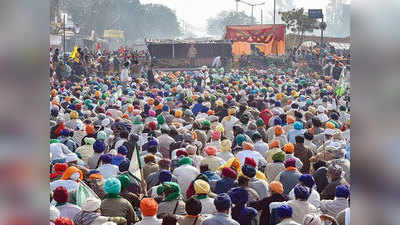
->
[120, 61, 130, 90]
[201, 193, 240, 225]
[187, 44, 197, 67]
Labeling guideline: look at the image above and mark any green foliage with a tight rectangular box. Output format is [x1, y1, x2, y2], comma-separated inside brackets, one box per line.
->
[61, 0, 182, 41]
[278, 8, 317, 35]
[207, 11, 255, 36]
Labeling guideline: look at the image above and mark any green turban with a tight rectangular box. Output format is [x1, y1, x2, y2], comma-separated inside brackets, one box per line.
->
[118, 174, 131, 190]
[157, 182, 181, 202]
[50, 139, 59, 144]
[202, 120, 211, 128]
[256, 118, 265, 127]
[178, 157, 192, 166]
[157, 114, 166, 125]
[272, 151, 286, 162]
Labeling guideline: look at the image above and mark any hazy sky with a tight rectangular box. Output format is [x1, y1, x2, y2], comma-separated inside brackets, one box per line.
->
[140, 0, 338, 32]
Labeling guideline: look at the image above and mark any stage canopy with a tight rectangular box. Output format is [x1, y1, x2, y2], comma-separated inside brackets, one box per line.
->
[224, 24, 286, 56]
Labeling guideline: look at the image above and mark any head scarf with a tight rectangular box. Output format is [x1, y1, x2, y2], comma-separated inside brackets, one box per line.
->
[220, 139, 232, 152]
[229, 187, 248, 206]
[214, 193, 231, 210]
[178, 157, 192, 166]
[157, 182, 181, 202]
[194, 179, 210, 195]
[118, 174, 131, 190]
[283, 143, 294, 154]
[104, 178, 121, 195]
[269, 181, 284, 194]
[61, 166, 83, 181]
[140, 198, 158, 216]
[205, 146, 217, 156]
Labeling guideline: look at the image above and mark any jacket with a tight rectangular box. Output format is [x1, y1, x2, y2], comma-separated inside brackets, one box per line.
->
[319, 197, 349, 217]
[293, 143, 313, 174]
[286, 199, 318, 224]
[248, 193, 288, 225]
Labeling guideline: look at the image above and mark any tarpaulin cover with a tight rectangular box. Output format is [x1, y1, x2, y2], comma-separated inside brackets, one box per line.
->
[225, 24, 286, 55]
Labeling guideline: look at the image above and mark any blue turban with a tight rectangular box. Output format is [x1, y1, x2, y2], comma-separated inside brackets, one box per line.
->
[273, 117, 282, 126]
[294, 184, 310, 200]
[159, 169, 172, 183]
[275, 101, 281, 107]
[101, 154, 113, 164]
[201, 106, 209, 113]
[293, 121, 303, 130]
[104, 178, 121, 194]
[276, 204, 293, 219]
[93, 140, 106, 153]
[335, 185, 350, 198]
[241, 165, 256, 178]
[117, 146, 128, 155]
[236, 134, 247, 146]
[229, 187, 248, 206]
[60, 129, 70, 136]
[147, 139, 158, 147]
[299, 174, 315, 189]
[119, 159, 130, 172]
[162, 105, 170, 111]
[214, 193, 231, 211]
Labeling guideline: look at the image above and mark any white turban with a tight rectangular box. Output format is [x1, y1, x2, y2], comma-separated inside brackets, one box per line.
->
[82, 197, 101, 212]
[50, 205, 60, 222]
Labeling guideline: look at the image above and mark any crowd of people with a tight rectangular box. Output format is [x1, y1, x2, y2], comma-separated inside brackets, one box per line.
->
[49, 43, 350, 225]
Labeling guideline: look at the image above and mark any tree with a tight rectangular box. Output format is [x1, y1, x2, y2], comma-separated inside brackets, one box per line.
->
[207, 11, 255, 36]
[61, 0, 182, 42]
[279, 8, 317, 50]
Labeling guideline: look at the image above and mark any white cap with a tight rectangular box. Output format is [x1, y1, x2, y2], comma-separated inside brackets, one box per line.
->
[317, 105, 326, 113]
[50, 205, 60, 221]
[324, 129, 336, 136]
[82, 197, 101, 212]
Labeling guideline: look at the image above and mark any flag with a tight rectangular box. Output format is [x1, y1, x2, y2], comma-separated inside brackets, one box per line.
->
[76, 182, 99, 207]
[70, 45, 78, 59]
[120, 46, 125, 54]
[70, 45, 80, 63]
[96, 42, 101, 50]
[335, 67, 347, 97]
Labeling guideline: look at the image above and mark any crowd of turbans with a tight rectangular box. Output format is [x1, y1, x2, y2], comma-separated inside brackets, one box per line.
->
[49, 45, 350, 225]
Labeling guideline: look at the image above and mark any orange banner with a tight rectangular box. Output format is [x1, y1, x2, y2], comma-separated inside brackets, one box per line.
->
[225, 24, 286, 55]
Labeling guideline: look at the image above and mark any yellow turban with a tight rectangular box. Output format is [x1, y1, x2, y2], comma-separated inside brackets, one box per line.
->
[194, 179, 210, 194]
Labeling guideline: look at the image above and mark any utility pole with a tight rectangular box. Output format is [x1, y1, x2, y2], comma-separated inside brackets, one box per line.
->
[236, 0, 239, 12]
[273, 0, 276, 24]
[63, 0, 66, 55]
[237, 0, 265, 24]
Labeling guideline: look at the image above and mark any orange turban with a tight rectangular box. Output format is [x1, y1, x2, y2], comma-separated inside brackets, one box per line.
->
[175, 110, 183, 118]
[94, 91, 101, 98]
[148, 98, 154, 105]
[325, 122, 335, 129]
[127, 105, 134, 113]
[140, 198, 158, 216]
[61, 166, 83, 181]
[283, 143, 294, 153]
[287, 116, 295, 124]
[274, 126, 283, 136]
[269, 181, 284, 194]
[89, 173, 103, 180]
[155, 104, 163, 111]
[122, 114, 130, 119]
[205, 146, 217, 156]
[51, 89, 57, 97]
[269, 140, 280, 149]
[242, 142, 254, 151]
[86, 124, 95, 135]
